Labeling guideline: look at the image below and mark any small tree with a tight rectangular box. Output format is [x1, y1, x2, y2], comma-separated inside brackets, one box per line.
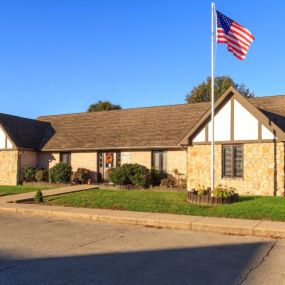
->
[34, 190, 44, 203]
[49, 163, 72, 183]
[87, 101, 121, 112]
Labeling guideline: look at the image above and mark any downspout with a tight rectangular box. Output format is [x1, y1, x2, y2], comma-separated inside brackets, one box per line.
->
[17, 151, 23, 185]
[179, 143, 188, 190]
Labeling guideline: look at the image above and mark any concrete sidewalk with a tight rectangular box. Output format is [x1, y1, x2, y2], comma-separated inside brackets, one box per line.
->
[0, 184, 95, 203]
[0, 200, 284, 239]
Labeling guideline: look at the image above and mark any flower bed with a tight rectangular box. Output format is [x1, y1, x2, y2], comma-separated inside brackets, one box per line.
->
[187, 185, 239, 205]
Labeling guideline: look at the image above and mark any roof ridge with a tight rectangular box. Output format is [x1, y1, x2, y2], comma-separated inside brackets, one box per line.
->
[252, 94, 285, 99]
[0, 112, 40, 122]
[37, 101, 211, 119]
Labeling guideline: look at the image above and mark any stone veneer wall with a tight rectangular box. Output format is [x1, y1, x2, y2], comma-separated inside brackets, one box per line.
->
[188, 143, 285, 196]
[0, 150, 19, 185]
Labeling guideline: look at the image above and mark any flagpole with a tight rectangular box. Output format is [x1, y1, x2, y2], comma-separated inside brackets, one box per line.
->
[211, 2, 215, 193]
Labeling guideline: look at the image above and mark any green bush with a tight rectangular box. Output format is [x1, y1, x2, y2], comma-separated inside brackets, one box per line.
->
[35, 169, 48, 182]
[150, 169, 167, 186]
[72, 168, 91, 184]
[108, 164, 151, 188]
[49, 162, 72, 183]
[23, 166, 37, 182]
[34, 190, 43, 203]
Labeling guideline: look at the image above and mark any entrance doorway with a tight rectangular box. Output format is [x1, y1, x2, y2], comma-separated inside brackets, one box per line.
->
[98, 151, 121, 182]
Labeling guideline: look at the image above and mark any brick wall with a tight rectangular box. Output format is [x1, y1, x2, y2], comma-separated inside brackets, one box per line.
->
[0, 150, 19, 185]
[38, 152, 60, 169]
[71, 152, 98, 182]
[122, 150, 187, 177]
[19, 151, 38, 181]
[125, 151, 152, 169]
[166, 150, 187, 177]
[187, 143, 285, 196]
[20, 151, 38, 168]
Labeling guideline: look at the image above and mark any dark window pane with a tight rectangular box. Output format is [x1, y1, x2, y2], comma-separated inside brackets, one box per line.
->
[99, 152, 103, 167]
[234, 145, 243, 177]
[60, 152, 71, 165]
[223, 146, 232, 177]
[116, 152, 121, 167]
[162, 151, 167, 172]
[152, 151, 167, 171]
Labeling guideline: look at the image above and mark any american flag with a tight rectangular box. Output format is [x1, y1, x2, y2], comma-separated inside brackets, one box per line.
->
[216, 11, 254, 60]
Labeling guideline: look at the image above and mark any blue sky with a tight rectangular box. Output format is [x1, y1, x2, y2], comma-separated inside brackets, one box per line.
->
[0, 0, 284, 118]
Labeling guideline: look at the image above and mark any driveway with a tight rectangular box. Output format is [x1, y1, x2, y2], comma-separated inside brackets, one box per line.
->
[0, 213, 284, 285]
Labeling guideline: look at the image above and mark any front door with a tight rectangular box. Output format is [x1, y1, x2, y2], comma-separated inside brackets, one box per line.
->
[98, 152, 121, 182]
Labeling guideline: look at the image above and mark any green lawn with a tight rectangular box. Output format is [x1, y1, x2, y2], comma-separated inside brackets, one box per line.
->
[0, 185, 55, 196]
[45, 189, 285, 221]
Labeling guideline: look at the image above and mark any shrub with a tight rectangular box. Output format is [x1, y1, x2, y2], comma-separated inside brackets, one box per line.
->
[23, 166, 37, 182]
[35, 169, 48, 182]
[108, 164, 151, 188]
[212, 185, 237, 198]
[34, 190, 43, 203]
[49, 162, 72, 183]
[150, 169, 167, 186]
[72, 168, 91, 184]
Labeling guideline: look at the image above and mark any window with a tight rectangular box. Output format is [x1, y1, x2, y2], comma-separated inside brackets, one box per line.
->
[105, 152, 114, 168]
[116, 152, 121, 167]
[99, 152, 103, 168]
[222, 145, 243, 178]
[60, 152, 71, 165]
[152, 150, 167, 171]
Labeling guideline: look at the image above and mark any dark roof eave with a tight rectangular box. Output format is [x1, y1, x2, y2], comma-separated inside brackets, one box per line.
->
[40, 145, 184, 152]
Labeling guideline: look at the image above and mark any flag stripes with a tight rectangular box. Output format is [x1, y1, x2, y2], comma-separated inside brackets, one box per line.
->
[216, 10, 254, 60]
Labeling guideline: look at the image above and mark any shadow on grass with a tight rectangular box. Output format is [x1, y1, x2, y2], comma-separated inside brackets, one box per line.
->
[0, 242, 270, 285]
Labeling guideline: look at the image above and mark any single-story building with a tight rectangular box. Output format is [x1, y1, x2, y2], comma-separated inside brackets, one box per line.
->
[1, 87, 285, 196]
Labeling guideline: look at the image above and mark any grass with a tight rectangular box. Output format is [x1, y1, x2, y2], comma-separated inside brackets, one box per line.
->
[0, 185, 55, 196]
[45, 189, 285, 221]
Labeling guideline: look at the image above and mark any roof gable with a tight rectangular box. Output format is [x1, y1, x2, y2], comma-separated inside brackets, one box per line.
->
[180, 87, 285, 145]
[0, 124, 15, 149]
[0, 113, 54, 150]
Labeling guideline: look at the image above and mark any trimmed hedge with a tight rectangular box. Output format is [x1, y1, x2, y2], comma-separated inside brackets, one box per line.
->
[49, 162, 72, 183]
[108, 164, 151, 188]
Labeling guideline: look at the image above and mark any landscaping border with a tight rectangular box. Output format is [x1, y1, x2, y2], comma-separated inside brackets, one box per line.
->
[187, 191, 239, 205]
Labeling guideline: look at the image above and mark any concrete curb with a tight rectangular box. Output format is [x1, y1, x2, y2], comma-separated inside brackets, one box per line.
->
[0, 203, 284, 239]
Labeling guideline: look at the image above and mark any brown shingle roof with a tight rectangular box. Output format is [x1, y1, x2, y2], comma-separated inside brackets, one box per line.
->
[37, 103, 211, 150]
[250, 95, 285, 131]
[3, 92, 285, 151]
[0, 113, 53, 150]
